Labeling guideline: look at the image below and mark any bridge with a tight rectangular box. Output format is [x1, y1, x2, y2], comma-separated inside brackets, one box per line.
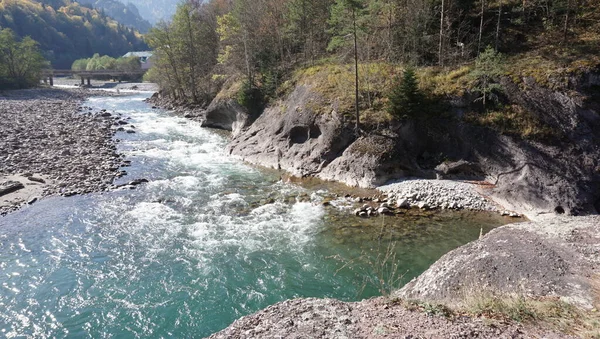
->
[42, 69, 147, 86]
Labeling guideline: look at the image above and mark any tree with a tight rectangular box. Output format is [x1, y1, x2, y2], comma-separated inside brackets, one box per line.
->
[146, 0, 219, 103]
[387, 67, 423, 120]
[328, 0, 367, 134]
[439, 0, 445, 66]
[0, 28, 48, 89]
[71, 58, 90, 71]
[470, 46, 505, 110]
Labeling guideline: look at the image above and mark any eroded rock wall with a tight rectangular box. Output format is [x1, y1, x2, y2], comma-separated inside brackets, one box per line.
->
[216, 72, 600, 216]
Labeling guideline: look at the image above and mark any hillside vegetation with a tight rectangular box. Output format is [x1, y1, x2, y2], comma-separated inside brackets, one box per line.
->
[0, 0, 147, 68]
[0, 27, 47, 89]
[75, 0, 151, 33]
[147, 0, 600, 139]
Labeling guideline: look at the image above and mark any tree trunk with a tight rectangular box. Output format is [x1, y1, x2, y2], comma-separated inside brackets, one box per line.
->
[353, 8, 360, 134]
[243, 29, 252, 86]
[439, 0, 445, 66]
[495, 0, 502, 51]
[563, 0, 571, 42]
[478, 0, 485, 54]
[185, 9, 198, 102]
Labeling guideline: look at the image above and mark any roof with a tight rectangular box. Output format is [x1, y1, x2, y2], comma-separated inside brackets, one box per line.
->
[123, 51, 153, 58]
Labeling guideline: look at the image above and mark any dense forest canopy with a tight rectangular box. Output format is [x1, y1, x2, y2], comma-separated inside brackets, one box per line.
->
[0, 0, 148, 69]
[146, 0, 600, 119]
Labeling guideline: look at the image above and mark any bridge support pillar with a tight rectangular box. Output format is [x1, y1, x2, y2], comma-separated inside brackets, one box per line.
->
[80, 77, 84, 86]
[87, 77, 91, 86]
[49, 76, 53, 86]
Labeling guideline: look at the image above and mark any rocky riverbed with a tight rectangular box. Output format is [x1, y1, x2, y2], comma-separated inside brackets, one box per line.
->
[0, 88, 135, 215]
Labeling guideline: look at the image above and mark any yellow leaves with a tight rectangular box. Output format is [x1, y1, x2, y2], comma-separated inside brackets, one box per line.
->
[217, 45, 233, 65]
[216, 13, 239, 41]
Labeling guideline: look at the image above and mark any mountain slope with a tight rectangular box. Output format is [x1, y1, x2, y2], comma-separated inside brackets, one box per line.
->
[115, 0, 179, 24]
[0, 0, 148, 68]
[75, 0, 151, 33]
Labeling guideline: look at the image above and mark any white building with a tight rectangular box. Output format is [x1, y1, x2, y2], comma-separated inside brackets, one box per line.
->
[123, 51, 154, 70]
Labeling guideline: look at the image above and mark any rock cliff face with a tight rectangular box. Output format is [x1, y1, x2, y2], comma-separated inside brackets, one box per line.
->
[227, 85, 357, 177]
[396, 215, 600, 310]
[168, 70, 597, 217]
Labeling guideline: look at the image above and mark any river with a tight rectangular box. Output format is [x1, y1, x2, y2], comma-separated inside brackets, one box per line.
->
[0, 93, 507, 338]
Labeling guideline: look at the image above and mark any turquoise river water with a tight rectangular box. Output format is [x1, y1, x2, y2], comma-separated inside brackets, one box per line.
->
[0, 93, 507, 338]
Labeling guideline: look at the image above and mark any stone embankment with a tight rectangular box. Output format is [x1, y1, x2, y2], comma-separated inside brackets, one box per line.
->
[0, 88, 138, 215]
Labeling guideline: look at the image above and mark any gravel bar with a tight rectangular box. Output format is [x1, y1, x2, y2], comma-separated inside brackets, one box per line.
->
[378, 179, 501, 212]
[0, 88, 134, 215]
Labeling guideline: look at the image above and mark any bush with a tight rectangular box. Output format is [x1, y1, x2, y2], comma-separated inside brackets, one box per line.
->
[237, 80, 264, 117]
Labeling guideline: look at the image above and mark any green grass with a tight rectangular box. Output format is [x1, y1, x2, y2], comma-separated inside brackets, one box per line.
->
[459, 292, 600, 338]
[465, 104, 561, 142]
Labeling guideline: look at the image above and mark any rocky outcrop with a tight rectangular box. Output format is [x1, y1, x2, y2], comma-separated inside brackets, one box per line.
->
[201, 97, 251, 135]
[396, 215, 600, 310]
[208, 296, 571, 338]
[224, 71, 600, 217]
[228, 85, 357, 177]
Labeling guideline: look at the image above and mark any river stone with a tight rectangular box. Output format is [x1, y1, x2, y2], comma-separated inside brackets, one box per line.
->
[396, 199, 410, 209]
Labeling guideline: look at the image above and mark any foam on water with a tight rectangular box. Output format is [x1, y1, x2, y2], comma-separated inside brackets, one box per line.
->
[0, 93, 334, 337]
[0, 93, 506, 337]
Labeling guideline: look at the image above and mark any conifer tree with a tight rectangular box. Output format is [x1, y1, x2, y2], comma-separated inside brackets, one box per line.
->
[387, 67, 423, 120]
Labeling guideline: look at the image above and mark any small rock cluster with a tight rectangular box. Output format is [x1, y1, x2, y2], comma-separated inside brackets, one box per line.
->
[378, 179, 499, 212]
[351, 195, 402, 217]
[0, 89, 137, 215]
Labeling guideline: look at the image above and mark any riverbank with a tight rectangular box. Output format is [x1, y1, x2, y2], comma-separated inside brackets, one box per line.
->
[209, 215, 600, 338]
[0, 88, 131, 215]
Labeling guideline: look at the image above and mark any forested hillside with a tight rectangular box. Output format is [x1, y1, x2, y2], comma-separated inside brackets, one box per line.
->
[116, 0, 179, 24]
[75, 0, 151, 33]
[0, 0, 148, 68]
[146, 0, 600, 127]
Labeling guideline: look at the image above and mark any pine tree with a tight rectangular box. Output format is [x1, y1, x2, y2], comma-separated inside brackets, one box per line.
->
[387, 67, 423, 120]
[470, 46, 505, 111]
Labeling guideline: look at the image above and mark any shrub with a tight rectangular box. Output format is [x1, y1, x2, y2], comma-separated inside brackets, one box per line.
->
[237, 80, 264, 117]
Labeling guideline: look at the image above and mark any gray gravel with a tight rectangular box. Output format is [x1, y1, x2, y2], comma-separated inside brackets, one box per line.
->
[208, 297, 573, 338]
[378, 179, 502, 212]
[0, 88, 132, 215]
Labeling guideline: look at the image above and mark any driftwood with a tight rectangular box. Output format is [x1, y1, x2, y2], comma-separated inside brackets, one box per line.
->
[0, 181, 25, 197]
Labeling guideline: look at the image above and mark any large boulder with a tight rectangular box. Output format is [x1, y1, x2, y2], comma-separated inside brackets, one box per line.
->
[228, 85, 357, 178]
[396, 216, 600, 310]
[201, 97, 250, 135]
